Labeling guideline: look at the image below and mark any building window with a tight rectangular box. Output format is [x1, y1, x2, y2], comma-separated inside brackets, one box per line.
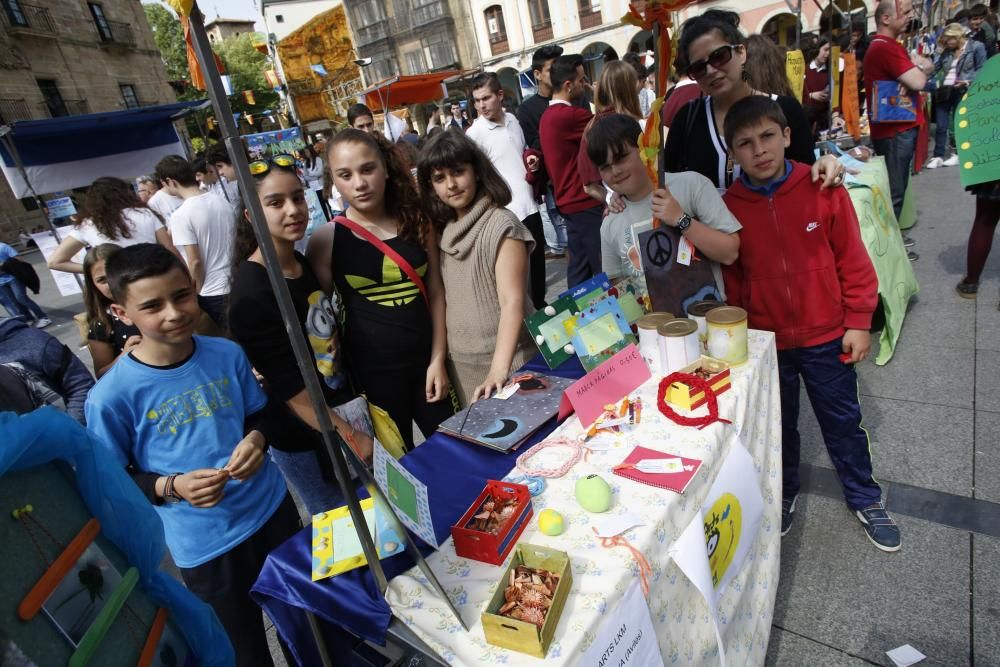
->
[120, 84, 139, 109]
[527, 0, 552, 41]
[578, 0, 601, 29]
[484, 6, 506, 42]
[405, 50, 426, 75]
[37, 79, 67, 117]
[2, 0, 28, 28]
[88, 3, 113, 41]
[412, 0, 446, 25]
[422, 31, 457, 70]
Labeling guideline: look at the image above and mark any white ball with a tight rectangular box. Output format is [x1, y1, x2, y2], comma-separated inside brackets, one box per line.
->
[564, 344, 575, 354]
[535, 334, 545, 345]
[544, 306, 556, 316]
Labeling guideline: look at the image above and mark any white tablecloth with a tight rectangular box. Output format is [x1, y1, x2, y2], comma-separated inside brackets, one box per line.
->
[386, 330, 782, 666]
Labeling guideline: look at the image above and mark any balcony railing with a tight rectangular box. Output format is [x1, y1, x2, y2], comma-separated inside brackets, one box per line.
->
[578, 5, 601, 29]
[355, 19, 390, 46]
[0, 2, 56, 35]
[38, 98, 89, 118]
[489, 38, 509, 56]
[287, 79, 320, 95]
[532, 19, 552, 42]
[99, 20, 135, 47]
[0, 98, 34, 123]
[412, 0, 447, 27]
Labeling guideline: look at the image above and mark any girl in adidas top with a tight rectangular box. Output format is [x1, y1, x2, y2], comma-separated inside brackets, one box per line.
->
[416, 130, 535, 404]
[308, 129, 454, 449]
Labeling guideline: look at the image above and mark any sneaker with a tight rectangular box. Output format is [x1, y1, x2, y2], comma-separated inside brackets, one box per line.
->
[33, 317, 52, 329]
[855, 502, 901, 552]
[902, 236, 916, 248]
[907, 250, 919, 261]
[780, 494, 798, 536]
[942, 154, 960, 167]
[925, 157, 944, 169]
[956, 279, 978, 298]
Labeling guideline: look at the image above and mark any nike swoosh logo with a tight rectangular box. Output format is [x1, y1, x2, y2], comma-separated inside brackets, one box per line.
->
[806, 222, 819, 232]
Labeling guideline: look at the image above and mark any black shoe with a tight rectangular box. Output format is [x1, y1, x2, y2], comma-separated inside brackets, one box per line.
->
[781, 494, 798, 536]
[902, 236, 916, 248]
[956, 280, 978, 299]
[855, 502, 901, 552]
[907, 250, 919, 261]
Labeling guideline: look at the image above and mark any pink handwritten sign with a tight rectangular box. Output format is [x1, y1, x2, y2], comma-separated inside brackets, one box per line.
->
[558, 343, 651, 427]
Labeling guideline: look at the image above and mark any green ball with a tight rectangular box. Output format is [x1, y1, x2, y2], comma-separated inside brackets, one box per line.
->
[575, 474, 612, 513]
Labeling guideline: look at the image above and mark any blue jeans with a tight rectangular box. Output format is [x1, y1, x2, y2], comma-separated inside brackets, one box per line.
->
[778, 338, 882, 510]
[933, 93, 958, 158]
[0, 280, 46, 321]
[872, 126, 918, 220]
[269, 448, 344, 517]
[564, 206, 604, 287]
[541, 188, 568, 252]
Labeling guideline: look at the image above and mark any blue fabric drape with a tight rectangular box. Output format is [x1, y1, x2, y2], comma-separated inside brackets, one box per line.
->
[0, 407, 233, 665]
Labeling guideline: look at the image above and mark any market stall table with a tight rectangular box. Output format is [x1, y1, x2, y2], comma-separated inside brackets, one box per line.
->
[254, 333, 782, 666]
[845, 155, 920, 365]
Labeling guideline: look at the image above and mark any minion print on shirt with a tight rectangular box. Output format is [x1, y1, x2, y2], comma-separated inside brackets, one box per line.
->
[306, 290, 346, 390]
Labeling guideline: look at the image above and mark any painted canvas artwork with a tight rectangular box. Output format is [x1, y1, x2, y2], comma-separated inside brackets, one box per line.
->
[570, 298, 637, 371]
[438, 373, 573, 452]
[638, 225, 720, 316]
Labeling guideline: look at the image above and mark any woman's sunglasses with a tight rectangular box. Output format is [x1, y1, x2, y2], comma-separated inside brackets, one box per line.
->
[686, 44, 740, 80]
[248, 154, 297, 176]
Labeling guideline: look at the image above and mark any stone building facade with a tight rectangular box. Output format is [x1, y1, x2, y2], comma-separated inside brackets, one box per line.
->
[0, 0, 176, 240]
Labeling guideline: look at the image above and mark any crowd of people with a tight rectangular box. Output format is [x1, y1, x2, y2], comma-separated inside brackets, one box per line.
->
[2, 0, 995, 664]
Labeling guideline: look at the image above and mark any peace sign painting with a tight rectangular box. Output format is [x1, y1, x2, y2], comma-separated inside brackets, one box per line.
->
[637, 225, 722, 316]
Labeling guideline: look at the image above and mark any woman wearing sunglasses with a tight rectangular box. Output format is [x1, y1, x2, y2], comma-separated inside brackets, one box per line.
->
[664, 10, 845, 192]
[228, 154, 375, 514]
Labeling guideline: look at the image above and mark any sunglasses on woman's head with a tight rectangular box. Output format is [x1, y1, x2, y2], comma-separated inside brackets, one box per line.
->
[686, 44, 739, 80]
[248, 154, 296, 176]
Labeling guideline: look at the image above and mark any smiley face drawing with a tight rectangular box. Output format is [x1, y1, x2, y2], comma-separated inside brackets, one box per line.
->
[306, 291, 345, 390]
[704, 492, 742, 589]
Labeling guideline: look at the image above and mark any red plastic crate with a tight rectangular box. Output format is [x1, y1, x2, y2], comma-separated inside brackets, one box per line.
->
[451, 480, 533, 565]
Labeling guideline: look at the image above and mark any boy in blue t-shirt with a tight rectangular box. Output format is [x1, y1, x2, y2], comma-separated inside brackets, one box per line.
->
[85, 243, 297, 665]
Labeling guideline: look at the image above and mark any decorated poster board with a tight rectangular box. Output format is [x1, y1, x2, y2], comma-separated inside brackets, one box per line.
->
[956, 56, 1000, 187]
[637, 225, 720, 316]
[243, 127, 307, 160]
[30, 227, 83, 297]
[786, 49, 805, 103]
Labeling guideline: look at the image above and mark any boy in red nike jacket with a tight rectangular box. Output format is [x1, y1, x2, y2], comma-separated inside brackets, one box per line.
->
[721, 96, 900, 553]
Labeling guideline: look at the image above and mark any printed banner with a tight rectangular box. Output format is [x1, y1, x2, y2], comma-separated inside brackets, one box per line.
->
[243, 127, 306, 160]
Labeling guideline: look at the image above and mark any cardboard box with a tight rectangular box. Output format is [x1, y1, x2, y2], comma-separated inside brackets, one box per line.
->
[664, 356, 731, 411]
[452, 481, 532, 566]
[481, 544, 572, 658]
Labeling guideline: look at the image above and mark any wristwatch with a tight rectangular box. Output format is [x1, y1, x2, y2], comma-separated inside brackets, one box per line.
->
[675, 213, 693, 233]
[163, 473, 182, 504]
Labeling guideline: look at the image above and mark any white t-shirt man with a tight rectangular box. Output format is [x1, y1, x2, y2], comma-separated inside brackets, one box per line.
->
[168, 192, 234, 297]
[147, 189, 184, 220]
[69, 208, 163, 247]
[466, 111, 536, 221]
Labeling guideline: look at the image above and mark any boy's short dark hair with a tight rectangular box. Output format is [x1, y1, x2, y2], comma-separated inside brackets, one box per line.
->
[154, 155, 198, 188]
[586, 113, 642, 167]
[105, 243, 191, 304]
[531, 44, 563, 73]
[550, 54, 584, 92]
[471, 71, 502, 94]
[205, 143, 232, 166]
[723, 96, 789, 148]
[969, 3, 988, 18]
[191, 157, 209, 175]
[347, 103, 373, 126]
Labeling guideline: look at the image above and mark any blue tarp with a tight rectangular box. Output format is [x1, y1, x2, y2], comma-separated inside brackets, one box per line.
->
[0, 407, 234, 666]
[0, 100, 208, 198]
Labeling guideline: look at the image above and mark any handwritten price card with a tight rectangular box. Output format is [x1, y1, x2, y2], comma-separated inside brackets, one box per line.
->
[558, 343, 650, 427]
[957, 56, 1000, 188]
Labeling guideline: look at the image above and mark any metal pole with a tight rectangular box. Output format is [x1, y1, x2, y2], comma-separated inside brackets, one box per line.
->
[187, 0, 471, 643]
[187, 0, 387, 594]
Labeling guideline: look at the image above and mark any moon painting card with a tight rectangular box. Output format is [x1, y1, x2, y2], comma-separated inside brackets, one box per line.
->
[437, 373, 574, 452]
